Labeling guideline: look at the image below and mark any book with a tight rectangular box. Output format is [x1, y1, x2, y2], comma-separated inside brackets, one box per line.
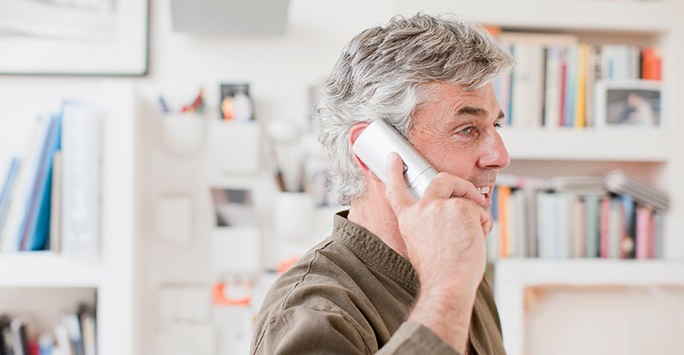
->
[54, 322, 72, 355]
[653, 211, 664, 258]
[21, 114, 61, 250]
[510, 43, 546, 127]
[536, 192, 555, 258]
[620, 195, 636, 259]
[78, 305, 97, 355]
[635, 206, 652, 259]
[497, 185, 511, 258]
[0, 158, 21, 235]
[487, 185, 500, 261]
[605, 170, 669, 211]
[1, 116, 52, 251]
[524, 188, 539, 258]
[584, 195, 602, 258]
[49, 151, 63, 252]
[570, 196, 586, 257]
[63, 314, 84, 355]
[61, 102, 102, 255]
[585, 45, 598, 127]
[573, 44, 589, 128]
[641, 47, 662, 81]
[0, 315, 12, 355]
[563, 45, 578, 127]
[496, 32, 577, 128]
[543, 46, 564, 128]
[608, 197, 623, 259]
[599, 195, 611, 258]
[494, 70, 512, 126]
[10, 319, 28, 355]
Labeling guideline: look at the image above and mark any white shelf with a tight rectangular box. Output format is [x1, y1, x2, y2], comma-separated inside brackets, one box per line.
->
[0, 252, 103, 287]
[494, 258, 684, 286]
[499, 127, 670, 162]
[494, 258, 684, 355]
[394, 0, 676, 33]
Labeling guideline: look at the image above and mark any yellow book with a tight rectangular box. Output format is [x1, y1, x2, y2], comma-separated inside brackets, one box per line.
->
[574, 44, 589, 128]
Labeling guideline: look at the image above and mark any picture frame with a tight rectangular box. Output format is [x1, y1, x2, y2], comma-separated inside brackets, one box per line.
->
[0, 0, 149, 76]
[210, 187, 257, 228]
[594, 80, 662, 129]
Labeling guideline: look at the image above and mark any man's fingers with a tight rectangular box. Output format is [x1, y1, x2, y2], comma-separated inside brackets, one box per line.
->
[385, 152, 416, 215]
[422, 173, 486, 206]
[481, 210, 493, 236]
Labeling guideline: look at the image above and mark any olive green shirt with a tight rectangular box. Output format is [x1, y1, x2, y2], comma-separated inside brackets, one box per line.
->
[251, 211, 506, 354]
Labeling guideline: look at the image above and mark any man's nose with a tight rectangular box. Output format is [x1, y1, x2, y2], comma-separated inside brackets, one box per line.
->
[478, 129, 510, 170]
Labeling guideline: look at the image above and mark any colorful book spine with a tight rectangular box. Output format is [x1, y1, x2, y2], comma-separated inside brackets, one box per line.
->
[573, 44, 589, 128]
[635, 206, 652, 259]
[0, 158, 21, 235]
[498, 185, 511, 258]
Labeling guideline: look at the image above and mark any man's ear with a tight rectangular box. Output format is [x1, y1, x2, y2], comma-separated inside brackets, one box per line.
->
[349, 122, 382, 182]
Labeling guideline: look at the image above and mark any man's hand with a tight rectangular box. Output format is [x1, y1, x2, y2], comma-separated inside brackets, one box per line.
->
[385, 152, 492, 352]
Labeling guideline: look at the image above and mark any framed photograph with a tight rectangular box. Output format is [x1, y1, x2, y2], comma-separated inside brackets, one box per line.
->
[210, 188, 257, 227]
[594, 80, 662, 129]
[0, 0, 149, 76]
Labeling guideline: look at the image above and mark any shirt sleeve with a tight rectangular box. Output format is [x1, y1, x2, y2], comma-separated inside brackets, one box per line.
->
[252, 307, 461, 355]
[377, 322, 462, 355]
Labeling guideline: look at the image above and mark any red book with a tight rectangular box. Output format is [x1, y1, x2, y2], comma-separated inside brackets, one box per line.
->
[28, 339, 39, 355]
[559, 50, 568, 127]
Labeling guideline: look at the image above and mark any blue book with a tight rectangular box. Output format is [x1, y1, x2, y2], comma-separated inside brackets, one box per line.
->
[620, 194, 636, 258]
[0, 116, 52, 251]
[21, 115, 61, 250]
[20, 115, 61, 250]
[564, 45, 578, 127]
[491, 184, 499, 222]
[0, 158, 21, 235]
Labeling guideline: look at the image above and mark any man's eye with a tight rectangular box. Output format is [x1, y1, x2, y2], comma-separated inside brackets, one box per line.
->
[461, 126, 474, 136]
[494, 122, 502, 129]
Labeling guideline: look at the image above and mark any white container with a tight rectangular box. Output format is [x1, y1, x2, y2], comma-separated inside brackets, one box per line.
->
[272, 192, 315, 241]
[160, 113, 205, 158]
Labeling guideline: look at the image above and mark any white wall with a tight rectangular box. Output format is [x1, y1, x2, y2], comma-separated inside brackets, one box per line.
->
[136, 1, 411, 354]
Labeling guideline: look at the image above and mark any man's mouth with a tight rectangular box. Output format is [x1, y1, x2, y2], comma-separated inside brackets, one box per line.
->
[476, 186, 491, 199]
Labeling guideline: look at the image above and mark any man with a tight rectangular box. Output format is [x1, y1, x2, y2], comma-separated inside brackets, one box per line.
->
[251, 13, 514, 354]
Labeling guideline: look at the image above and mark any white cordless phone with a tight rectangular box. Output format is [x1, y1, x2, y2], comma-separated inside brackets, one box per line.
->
[352, 120, 437, 199]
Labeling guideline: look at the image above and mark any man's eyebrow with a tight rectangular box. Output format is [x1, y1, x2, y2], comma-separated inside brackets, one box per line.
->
[456, 106, 487, 117]
[455, 106, 505, 119]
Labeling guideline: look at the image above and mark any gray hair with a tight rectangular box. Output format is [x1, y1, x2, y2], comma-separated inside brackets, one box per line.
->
[317, 13, 515, 205]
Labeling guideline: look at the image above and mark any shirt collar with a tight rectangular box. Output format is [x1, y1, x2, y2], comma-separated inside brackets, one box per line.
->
[332, 210, 419, 296]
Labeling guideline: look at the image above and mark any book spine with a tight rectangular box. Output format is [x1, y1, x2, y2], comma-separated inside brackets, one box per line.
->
[49, 152, 63, 252]
[573, 44, 589, 128]
[0, 158, 21, 235]
[22, 115, 60, 250]
[61, 103, 101, 255]
[0, 117, 50, 251]
[543, 46, 562, 128]
[635, 206, 651, 259]
[498, 185, 511, 258]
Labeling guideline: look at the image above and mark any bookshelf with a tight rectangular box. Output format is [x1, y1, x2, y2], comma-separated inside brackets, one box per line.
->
[500, 128, 670, 162]
[0, 81, 138, 355]
[494, 258, 684, 355]
[392, 1, 684, 354]
[0, 253, 102, 287]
